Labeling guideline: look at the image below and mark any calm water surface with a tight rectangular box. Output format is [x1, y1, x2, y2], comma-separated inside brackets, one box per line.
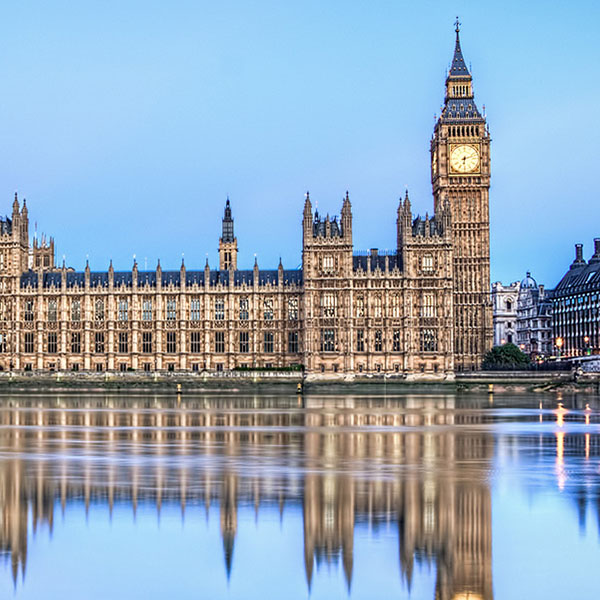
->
[0, 391, 599, 599]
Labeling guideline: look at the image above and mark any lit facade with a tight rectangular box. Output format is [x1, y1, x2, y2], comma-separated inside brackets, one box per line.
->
[552, 240, 600, 356]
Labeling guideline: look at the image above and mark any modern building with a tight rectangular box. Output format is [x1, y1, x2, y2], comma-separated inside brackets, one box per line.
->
[552, 240, 600, 357]
[0, 25, 492, 377]
[491, 280, 519, 346]
[516, 272, 553, 357]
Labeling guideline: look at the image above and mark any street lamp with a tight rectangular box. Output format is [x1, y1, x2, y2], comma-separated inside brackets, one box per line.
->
[584, 335, 590, 356]
[556, 336, 563, 360]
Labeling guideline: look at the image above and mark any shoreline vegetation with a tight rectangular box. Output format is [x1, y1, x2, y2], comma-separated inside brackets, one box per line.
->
[0, 369, 596, 395]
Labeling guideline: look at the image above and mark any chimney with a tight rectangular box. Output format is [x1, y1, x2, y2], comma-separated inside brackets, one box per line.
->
[576, 243, 584, 262]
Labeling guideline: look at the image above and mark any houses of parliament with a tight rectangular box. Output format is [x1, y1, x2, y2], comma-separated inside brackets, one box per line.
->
[0, 25, 491, 377]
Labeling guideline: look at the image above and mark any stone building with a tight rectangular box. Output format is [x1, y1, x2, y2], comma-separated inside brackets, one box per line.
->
[0, 25, 492, 377]
[516, 272, 553, 357]
[552, 240, 600, 357]
[491, 280, 519, 346]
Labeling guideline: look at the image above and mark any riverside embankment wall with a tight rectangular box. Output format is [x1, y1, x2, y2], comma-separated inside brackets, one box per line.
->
[0, 369, 596, 395]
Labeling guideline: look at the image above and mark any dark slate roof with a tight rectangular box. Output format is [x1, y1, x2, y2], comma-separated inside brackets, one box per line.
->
[90, 272, 109, 287]
[20, 272, 37, 288]
[449, 32, 470, 78]
[19, 267, 303, 289]
[44, 272, 62, 288]
[66, 272, 85, 288]
[412, 216, 445, 237]
[313, 214, 341, 238]
[352, 253, 399, 272]
[284, 270, 303, 285]
[185, 271, 205, 286]
[0, 217, 12, 235]
[553, 260, 600, 296]
[161, 271, 181, 286]
[441, 98, 482, 121]
[258, 270, 279, 285]
[209, 271, 228, 286]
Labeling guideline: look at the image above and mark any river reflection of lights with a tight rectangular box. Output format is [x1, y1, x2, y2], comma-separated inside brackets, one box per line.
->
[555, 403, 567, 491]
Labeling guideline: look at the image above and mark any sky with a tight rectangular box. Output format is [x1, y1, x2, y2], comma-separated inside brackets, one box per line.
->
[0, 0, 598, 287]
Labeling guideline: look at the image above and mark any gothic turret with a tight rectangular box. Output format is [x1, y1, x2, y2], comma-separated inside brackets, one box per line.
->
[219, 197, 238, 271]
[341, 191, 352, 240]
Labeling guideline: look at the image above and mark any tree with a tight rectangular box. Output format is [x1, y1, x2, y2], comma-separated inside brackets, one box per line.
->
[481, 343, 531, 370]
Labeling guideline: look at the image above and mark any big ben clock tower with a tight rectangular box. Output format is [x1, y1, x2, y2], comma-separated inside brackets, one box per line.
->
[431, 20, 492, 370]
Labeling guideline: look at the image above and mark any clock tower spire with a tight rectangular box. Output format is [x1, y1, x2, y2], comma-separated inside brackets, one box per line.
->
[431, 22, 492, 370]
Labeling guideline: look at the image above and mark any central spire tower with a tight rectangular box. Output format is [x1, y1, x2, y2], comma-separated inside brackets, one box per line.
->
[219, 198, 238, 271]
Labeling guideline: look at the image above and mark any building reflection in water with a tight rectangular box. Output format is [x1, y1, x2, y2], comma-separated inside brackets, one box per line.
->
[0, 394, 598, 598]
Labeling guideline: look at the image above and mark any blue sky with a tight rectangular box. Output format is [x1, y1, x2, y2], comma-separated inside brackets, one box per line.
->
[0, 0, 598, 286]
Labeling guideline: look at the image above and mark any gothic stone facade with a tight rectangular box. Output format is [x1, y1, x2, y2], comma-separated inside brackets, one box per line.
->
[0, 27, 491, 377]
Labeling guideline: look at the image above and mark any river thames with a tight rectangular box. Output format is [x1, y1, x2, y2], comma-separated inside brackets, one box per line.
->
[0, 391, 598, 599]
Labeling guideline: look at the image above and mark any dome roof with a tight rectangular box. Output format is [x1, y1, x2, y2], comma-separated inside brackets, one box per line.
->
[520, 271, 537, 289]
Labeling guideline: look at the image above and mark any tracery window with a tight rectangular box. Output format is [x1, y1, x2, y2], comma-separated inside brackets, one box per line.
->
[47, 333, 57, 354]
[24, 300, 34, 322]
[374, 330, 383, 352]
[322, 293, 336, 317]
[118, 332, 128, 353]
[393, 330, 401, 352]
[288, 297, 298, 320]
[166, 299, 177, 321]
[264, 332, 274, 353]
[215, 298, 225, 321]
[48, 299, 58, 322]
[95, 299, 105, 322]
[118, 299, 128, 322]
[71, 299, 81, 322]
[263, 298, 274, 321]
[142, 332, 152, 353]
[95, 332, 105, 353]
[320, 329, 335, 352]
[420, 329, 437, 352]
[190, 298, 201, 321]
[71, 332, 81, 354]
[356, 329, 365, 352]
[190, 331, 202, 353]
[422, 255, 434, 273]
[142, 299, 153, 321]
[239, 331, 249, 353]
[239, 297, 249, 321]
[288, 332, 298, 354]
[422, 293, 435, 318]
[373, 296, 382, 319]
[355, 296, 365, 318]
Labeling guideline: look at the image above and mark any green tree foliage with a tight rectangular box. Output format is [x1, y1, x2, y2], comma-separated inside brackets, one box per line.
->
[481, 343, 531, 370]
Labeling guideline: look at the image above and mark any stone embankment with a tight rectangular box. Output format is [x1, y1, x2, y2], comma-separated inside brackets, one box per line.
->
[0, 369, 597, 394]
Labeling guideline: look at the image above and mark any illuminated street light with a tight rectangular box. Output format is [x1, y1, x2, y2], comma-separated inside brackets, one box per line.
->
[556, 337, 563, 360]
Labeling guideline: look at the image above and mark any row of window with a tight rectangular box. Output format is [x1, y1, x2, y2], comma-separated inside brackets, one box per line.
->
[347, 293, 436, 319]
[16, 331, 301, 355]
[19, 293, 443, 322]
[21, 297, 300, 322]
[321, 329, 438, 353]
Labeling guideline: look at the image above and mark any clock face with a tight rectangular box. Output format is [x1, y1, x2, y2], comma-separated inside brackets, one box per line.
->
[450, 144, 480, 174]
